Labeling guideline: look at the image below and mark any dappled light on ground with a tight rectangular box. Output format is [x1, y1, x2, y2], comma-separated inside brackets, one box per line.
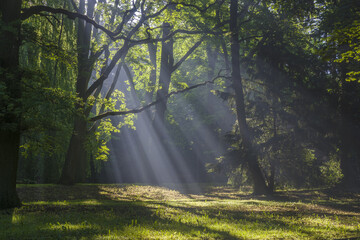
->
[0, 184, 359, 239]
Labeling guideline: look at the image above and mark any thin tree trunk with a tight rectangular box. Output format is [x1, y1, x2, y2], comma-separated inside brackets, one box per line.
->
[206, 44, 218, 116]
[0, 0, 22, 209]
[146, 42, 157, 106]
[229, 0, 270, 195]
[268, 104, 277, 192]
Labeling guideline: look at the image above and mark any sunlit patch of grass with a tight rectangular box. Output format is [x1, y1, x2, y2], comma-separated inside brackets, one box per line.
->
[98, 184, 190, 201]
[0, 184, 359, 239]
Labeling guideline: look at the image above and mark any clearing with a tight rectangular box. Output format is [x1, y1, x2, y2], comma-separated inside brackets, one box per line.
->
[1, 184, 360, 239]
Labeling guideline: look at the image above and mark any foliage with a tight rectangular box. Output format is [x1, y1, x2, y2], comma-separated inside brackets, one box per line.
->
[17, 68, 78, 183]
[320, 154, 343, 187]
[87, 89, 136, 163]
[333, 20, 360, 82]
[2, 0, 359, 189]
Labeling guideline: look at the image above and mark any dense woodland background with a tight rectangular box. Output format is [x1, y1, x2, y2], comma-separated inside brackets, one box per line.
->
[1, 0, 360, 209]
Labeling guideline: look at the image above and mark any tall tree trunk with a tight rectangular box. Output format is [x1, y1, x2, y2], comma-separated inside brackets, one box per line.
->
[0, 0, 22, 209]
[338, 74, 360, 190]
[151, 22, 190, 183]
[59, 116, 88, 184]
[153, 22, 173, 124]
[229, 0, 270, 195]
[59, 0, 96, 185]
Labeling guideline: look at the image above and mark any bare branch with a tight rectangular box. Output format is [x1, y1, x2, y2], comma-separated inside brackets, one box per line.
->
[111, 6, 138, 37]
[39, 13, 60, 25]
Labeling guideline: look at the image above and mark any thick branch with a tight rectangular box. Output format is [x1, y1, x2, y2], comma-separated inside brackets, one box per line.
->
[88, 62, 123, 133]
[21, 6, 117, 38]
[172, 36, 204, 72]
[21, 2, 209, 41]
[21, 5, 226, 44]
[85, 43, 129, 99]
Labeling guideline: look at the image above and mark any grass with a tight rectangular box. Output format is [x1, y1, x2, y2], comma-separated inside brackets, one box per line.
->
[1, 184, 360, 239]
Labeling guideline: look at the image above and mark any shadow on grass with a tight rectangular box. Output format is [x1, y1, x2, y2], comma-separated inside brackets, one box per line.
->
[154, 197, 360, 239]
[273, 189, 360, 214]
[3, 185, 240, 239]
[0, 208, 14, 225]
[2, 202, 238, 239]
[3, 184, 359, 239]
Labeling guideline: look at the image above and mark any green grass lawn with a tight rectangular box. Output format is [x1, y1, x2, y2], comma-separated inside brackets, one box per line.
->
[1, 184, 360, 239]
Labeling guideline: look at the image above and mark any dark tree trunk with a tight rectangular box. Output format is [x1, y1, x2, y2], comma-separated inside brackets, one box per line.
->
[0, 132, 21, 209]
[89, 154, 97, 183]
[339, 124, 360, 190]
[59, 0, 96, 185]
[59, 116, 88, 185]
[0, 0, 22, 209]
[229, 0, 270, 195]
[338, 77, 360, 190]
[153, 22, 173, 124]
[146, 42, 157, 106]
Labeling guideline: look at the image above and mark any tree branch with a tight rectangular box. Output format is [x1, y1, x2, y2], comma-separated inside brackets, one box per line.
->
[21, 4, 226, 44]
[68, 0, 80, 13]
[85, 43, 129, 99]
[90, 71, 227, 122]
[171, 36, 204, 72]
[21, 6, 117, 39]
[120, 29, 226, 45]
[88, 62, 124, 133]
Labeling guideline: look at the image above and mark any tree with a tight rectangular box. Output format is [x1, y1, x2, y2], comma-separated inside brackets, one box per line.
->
[229, 0, 270, 194]
[319, 0, 360, 190]
[0, 0, 22, 209]
[18, 0, 78, 184]
[58, 0, 97, 185]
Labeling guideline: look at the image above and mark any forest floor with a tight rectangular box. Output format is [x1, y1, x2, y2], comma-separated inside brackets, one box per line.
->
[0, 184, 360, 239]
